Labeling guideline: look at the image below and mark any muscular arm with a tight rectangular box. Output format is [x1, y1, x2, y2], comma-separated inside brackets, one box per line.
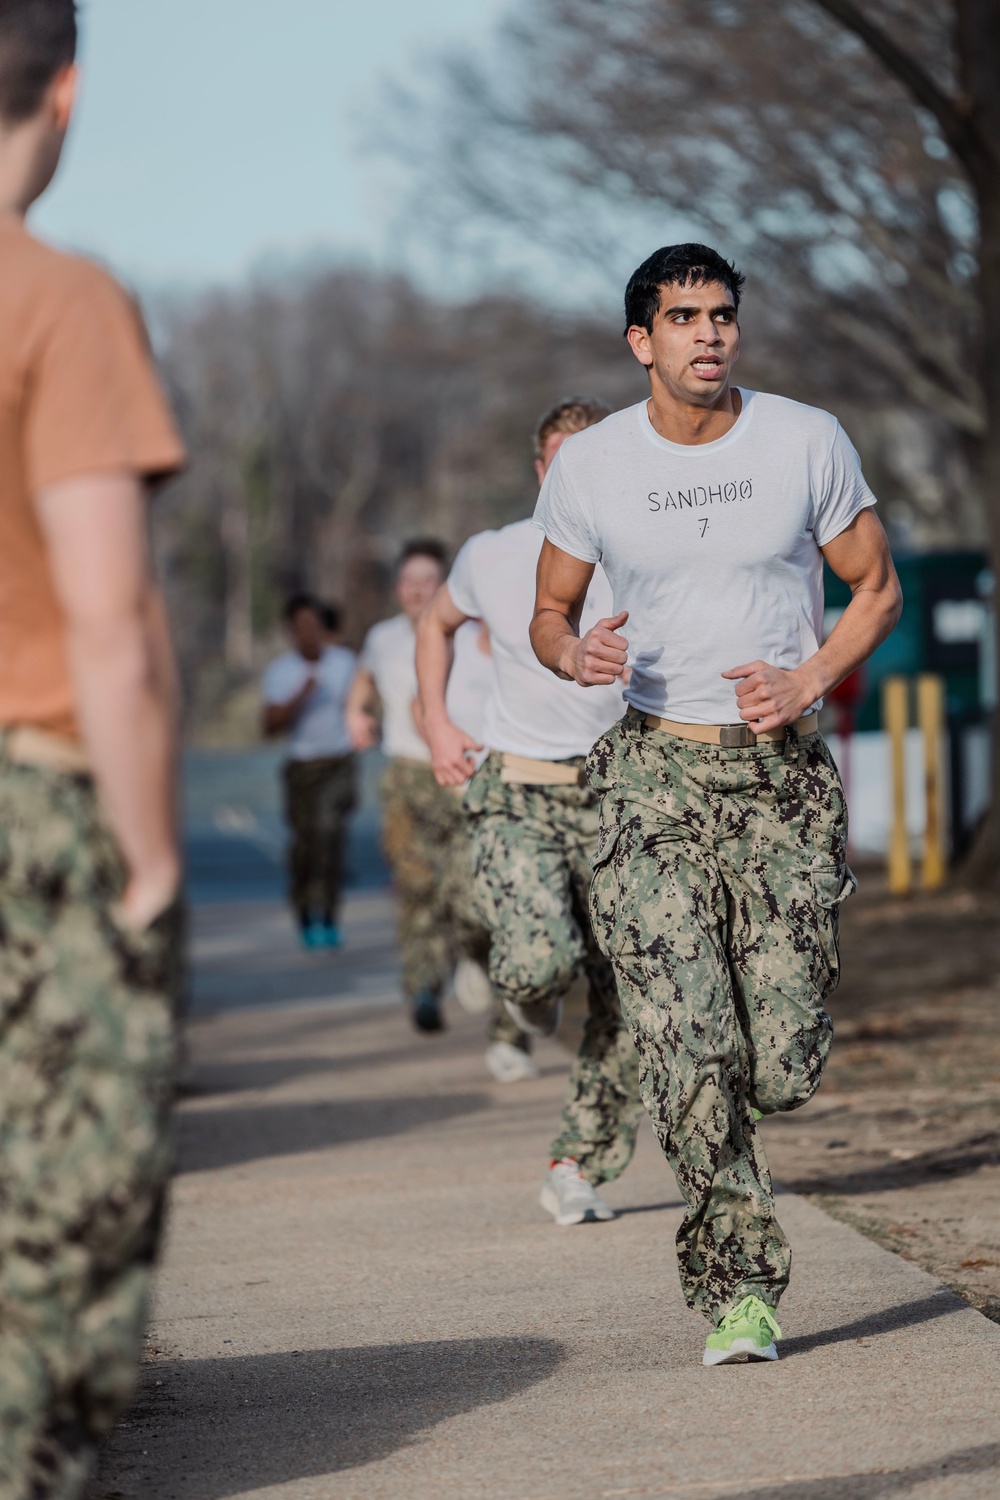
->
[723, 508, 903, 731]
[36, 470, 180, 929]
[415, 584, 482, 786]
[530, 538, 629, 686]
[345, 665, 380, 750]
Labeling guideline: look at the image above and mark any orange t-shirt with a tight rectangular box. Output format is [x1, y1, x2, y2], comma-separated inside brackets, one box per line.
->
[0, 216, 186, 741]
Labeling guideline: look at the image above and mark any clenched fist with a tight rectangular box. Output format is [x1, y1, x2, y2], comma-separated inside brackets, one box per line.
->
[563, 611, 630, 688]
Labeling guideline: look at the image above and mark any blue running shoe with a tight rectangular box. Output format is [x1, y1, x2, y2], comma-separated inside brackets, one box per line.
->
[321, 924, 343, 949]
[412, 989, 444, 1032]
[301, 923, 326, 950]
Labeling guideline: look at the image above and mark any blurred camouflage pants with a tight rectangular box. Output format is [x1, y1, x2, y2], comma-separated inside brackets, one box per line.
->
[587, 712, 853, 1320]
[283, 753, 357, 919]
[380, 758, 489, 1001]
[464, 753, 643, 1184]
[0, 755, 182, 1498]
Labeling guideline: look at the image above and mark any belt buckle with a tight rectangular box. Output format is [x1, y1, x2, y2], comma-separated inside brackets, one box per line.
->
[720, 724, 756, 749]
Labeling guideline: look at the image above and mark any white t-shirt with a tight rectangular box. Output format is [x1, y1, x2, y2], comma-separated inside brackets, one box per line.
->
[261, 646, 356, 761]
[533, 392, 877, 724]
[447, 619, 494, 745]
[358, 613, 429, 762]
[448, 518, 624, 759]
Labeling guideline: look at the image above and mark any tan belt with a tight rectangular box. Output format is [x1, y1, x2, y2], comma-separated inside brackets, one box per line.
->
[500, 751, 586, 787]
[628, 706, 818, 748]
[3, 725, 91, 774]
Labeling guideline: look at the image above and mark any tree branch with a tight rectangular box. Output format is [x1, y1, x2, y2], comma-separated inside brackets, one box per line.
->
[809, 0, 973, 165]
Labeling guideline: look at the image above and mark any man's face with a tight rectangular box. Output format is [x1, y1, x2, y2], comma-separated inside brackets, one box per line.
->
[534, 429, 573, 487]
[626, 279, 740, 406]
[288, 606, 325, 661]
[396, 554, 444, 622]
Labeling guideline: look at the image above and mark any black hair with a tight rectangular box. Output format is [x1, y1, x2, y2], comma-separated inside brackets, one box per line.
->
[395, 537, 448, 573]
[283, 592, 324, 624]
[624, 243, 745, 336]
[322, 602, 342, 634]
[0, 0, 77, 125]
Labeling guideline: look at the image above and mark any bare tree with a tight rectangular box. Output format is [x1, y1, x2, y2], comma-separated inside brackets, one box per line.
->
[384, 2, 975, 428]
[803, 0, 1000, 878]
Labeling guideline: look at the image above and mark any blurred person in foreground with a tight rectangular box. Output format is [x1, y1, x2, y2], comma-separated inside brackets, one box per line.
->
[0, 1, 186, 1490]
[416, 400, 645, 1221]
[262, 594, 357, 950]
[531, 244, 902, 1364]
[346, 541, 493, 1034]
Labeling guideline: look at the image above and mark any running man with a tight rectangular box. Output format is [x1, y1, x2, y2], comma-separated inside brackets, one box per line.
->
[530, 244, 902, 1359]
[417, 400, 646, 1225]
[0, 1, 186, 1488]
[262, 593, 357, 949]
[347, 540, 492, 1033]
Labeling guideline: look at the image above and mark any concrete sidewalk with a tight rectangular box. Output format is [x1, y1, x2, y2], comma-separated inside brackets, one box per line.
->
[89, 895, 1000, 1500]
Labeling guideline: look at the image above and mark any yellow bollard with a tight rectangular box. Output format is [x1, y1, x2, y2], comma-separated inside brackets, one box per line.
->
[917, 674, 946, 890]
[882, 676, 911, 895]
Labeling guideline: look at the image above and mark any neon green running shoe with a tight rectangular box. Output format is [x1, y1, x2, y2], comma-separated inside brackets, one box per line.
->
[704, 1295, 782, 1366]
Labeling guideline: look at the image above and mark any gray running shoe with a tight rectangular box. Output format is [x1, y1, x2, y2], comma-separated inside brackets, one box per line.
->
[485, 1040, 540, 1083]
[539, 1158, 615, 1225]
[453, 957, 494, 1016]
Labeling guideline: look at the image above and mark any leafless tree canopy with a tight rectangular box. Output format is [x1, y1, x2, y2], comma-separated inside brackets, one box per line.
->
[385, 0, 976, 431]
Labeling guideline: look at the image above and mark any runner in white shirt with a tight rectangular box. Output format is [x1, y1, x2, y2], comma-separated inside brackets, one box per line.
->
[530, 243, 902, 1364]
[417, 400, 645, 1225]
[346, 540, 491, 1033]
[262, 594, 357, 950]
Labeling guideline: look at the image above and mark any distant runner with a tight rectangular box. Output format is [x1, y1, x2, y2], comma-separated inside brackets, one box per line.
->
[347, 540, 492, 1033]
[262, 593, 357, 949]
[417, 400, 646, 1224]
[531, 243, 902, 1361]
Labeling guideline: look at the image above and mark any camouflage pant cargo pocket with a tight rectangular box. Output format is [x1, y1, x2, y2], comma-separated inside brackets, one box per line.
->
[808, 861, 857, 991]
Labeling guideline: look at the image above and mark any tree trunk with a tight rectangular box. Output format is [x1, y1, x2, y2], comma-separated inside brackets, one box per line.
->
[811, 0, 1000, 878]
[956, 190, 1000, 882]
[950, 0, 1000, 881]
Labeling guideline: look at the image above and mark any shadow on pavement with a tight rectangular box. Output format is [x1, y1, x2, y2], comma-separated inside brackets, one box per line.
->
[780, 1289, 963, 1359]
[183, 1044, 460, 1097]
[178, 1092, 492, 1172]
[614, 1199, 685, 1217]
[91, 1337, 565, 1498]
[729, 1440, 1000, 1499]
[779, 1130, 1000, 1197]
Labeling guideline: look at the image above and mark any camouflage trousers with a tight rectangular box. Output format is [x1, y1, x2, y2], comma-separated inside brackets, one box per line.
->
[283, 753, 357, 919]
[0, 754, 182, 1498]
[587, 712, 853, 1320]
[380, 758, 489, 1001]
[465, 753, 644, 1184]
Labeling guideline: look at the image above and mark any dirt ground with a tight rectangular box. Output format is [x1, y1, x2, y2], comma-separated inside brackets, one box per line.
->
[761, 863, 1000, 1322]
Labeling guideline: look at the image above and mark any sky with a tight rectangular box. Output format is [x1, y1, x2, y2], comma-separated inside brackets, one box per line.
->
[32, 0, 508, 292]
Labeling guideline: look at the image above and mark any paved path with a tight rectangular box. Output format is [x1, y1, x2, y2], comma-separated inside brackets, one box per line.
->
[89, 895, 1000, 1500]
